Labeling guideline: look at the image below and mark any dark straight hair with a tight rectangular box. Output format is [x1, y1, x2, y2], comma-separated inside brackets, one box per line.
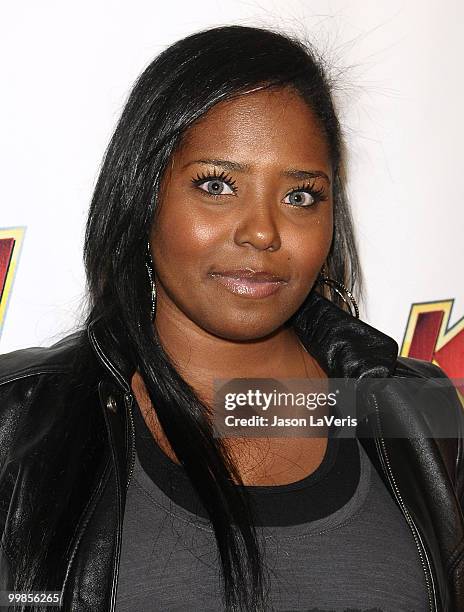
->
[83, 25, 362, 611]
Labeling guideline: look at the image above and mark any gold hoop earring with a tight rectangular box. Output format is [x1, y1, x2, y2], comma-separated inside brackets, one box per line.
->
[317, 264, 359, 319]
[145, 241, 157, 320]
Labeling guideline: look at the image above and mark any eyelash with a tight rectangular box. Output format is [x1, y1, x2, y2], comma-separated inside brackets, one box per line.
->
[191, 170, 238, 195]
[190, 171, 328, 207]
[288, 181, 328, 206]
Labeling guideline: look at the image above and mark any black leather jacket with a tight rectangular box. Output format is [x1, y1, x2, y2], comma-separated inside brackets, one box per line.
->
[0, 292, 463, 611]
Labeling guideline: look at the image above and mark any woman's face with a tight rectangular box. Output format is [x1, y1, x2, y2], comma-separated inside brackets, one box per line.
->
[150, 87, 334, 341]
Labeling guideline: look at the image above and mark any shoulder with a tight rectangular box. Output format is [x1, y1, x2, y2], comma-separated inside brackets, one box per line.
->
[0, 329, 101, 434]
[360, 355, 463, 457]
[391, 356, 462, 416]
[389, 356, 463, 420]
[0, 330, 84, 386]
[393, 355, 450, 379]
[389, 356, 464, 474]
[0, 329, 104, 468]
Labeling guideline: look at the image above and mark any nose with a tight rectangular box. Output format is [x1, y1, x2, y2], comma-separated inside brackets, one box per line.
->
[234, 197, 281, 252]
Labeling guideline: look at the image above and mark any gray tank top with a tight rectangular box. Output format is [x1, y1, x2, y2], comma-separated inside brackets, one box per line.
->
[115, 404, 429, 611]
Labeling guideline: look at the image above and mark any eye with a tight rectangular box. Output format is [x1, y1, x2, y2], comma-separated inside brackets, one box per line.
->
[191, 170, 238, 198]
[283, 181, 328, 208]
[200, 179, 235, 196]
[284, 191, 316, 207]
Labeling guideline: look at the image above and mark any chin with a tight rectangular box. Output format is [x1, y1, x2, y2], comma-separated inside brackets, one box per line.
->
[201, 312, 285, 342]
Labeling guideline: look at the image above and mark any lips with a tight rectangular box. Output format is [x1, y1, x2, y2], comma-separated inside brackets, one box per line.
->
[208, 268, 288, 299]
[209, 268, 287, 282]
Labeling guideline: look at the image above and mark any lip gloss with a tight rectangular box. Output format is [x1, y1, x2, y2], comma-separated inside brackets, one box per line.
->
[209, 274, 287, 298]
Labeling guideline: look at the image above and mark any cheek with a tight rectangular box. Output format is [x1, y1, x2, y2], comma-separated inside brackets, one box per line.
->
[285, 214, 333, 279]
[151, 204, 223, 270]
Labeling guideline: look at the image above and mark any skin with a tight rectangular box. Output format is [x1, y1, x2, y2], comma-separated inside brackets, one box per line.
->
[132, 86, 334, 486]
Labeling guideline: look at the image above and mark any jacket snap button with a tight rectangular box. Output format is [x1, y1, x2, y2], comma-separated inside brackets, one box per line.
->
[106, 396, 118, 413]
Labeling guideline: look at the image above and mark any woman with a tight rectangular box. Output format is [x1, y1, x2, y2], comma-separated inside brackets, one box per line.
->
[0, 25, 463, 612]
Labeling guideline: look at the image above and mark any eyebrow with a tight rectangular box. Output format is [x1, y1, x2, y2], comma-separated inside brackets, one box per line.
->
[182, 158, 331, 185]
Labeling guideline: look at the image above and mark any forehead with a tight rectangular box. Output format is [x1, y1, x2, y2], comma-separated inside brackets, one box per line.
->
[175, 87, 331, 169]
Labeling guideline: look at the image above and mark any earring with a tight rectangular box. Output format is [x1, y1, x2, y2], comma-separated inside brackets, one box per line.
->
[145, 241, 157, 320]
[317, 264, 359, 319]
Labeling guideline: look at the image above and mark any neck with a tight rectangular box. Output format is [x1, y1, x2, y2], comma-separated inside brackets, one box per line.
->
[152, 294, 326, 406]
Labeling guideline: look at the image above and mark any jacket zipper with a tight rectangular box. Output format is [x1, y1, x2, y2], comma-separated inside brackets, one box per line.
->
[372, 395, 437, 612]
[124, 391, 136, 491]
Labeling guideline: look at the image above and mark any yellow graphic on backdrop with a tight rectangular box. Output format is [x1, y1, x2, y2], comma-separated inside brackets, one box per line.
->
[0, 227, 26, 337]
[401, 299, 464, 399]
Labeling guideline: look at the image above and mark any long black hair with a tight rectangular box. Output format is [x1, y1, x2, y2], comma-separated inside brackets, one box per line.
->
[83, 25, 362, 611]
